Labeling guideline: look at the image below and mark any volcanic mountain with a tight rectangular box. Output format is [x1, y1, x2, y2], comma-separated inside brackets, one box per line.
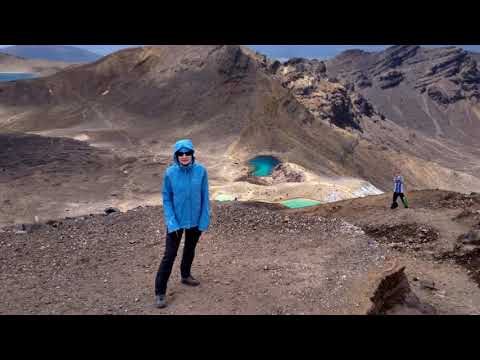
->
[1, 45, 102, 63]
[0, 52, 75, 76]
[2, 46, 480, 315]
[1, 45, 480, 225]
[326, 45, 480, 146]
[251, 49, 480, 191]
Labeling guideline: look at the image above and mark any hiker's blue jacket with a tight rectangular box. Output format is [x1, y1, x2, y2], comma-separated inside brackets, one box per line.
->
[394, 175, 404, 193]
[162, 139, 210, 233]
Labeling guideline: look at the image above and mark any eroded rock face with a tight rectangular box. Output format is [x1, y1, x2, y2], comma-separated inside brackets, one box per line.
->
[419, 49, 480, 104]
[271, 163, 305, 184]
[351, 92, 375, 117]
[426, 48, 469, 77]
[373, 45, 420, 75]
[426, 82, 464, 105]
[328, 45, 480, 107]
[265, 58, 381, 131]
[235, 162, 306, 186]
[351, 72, 372, 89]
[377, 70, 404, 89]
[324, 45, 480, 148]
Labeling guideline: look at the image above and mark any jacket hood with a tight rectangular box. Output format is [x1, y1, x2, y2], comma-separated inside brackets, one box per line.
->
[173, 139, 195, 166]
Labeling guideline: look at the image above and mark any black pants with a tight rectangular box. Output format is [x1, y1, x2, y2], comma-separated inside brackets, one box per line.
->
[155, 227, 201, 296]
[391, 192, 408, 208]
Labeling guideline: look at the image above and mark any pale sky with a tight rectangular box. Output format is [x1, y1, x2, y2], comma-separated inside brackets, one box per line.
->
[1, 45, 479, 60]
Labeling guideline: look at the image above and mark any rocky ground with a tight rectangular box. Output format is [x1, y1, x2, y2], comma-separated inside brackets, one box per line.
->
[2, 45, 480, 315]
[1, 190, 480, 315]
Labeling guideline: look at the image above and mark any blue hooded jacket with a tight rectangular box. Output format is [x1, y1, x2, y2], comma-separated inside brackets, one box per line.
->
[162, 139, 210, 233]
[394, 175, 404, 193]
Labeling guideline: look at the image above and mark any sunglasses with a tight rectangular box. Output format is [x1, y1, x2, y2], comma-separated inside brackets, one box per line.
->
[177, 151, 194, 156]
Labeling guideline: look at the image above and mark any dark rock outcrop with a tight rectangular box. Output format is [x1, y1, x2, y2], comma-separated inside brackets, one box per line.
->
[266, 57, 380, 131]
[104, 207, 121, 215]
[353, 72, 372, 88]
[271, 163, 305, 183]
[426, 48, 467, 77]
[427, 83, 464, 105]
[373, 45, 420, 75]
[367, 265, 436, 315]
[328, 45, 480, 107]
[352, 93, 375, 117]
[377, 70, 404, 89]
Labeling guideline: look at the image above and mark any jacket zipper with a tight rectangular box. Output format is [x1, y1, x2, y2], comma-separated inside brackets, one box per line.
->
[189, 168, 193, 229]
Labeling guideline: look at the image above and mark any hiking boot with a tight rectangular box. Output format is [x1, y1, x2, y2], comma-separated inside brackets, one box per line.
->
[155, 294, 167, 308]
[181, 276, 200, 286]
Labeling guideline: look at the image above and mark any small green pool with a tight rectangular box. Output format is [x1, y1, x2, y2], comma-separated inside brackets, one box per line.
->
[215, 194, 236, 202]
[280, 198, 321, 209]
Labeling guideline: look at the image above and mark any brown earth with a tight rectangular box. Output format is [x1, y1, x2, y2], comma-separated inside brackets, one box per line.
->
[1, 190, 480, 315]
[0, 132, 171, 227]
[1, 46, 480, 314]
[1, 45, 479, 197]
[1, 45, 480, 230]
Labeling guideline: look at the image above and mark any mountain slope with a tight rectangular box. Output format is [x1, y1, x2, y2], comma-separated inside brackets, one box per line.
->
[1, 45, 102, 63]
[326, 45, 480, 147]
[1, 44, 480, 222]
[2, 46, 480, 315]
[0, 52, 75, 76]
[253, 53, 480, 190]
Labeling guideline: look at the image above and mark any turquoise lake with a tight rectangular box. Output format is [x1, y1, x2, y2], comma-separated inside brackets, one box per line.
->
[248, 156, 280, 177]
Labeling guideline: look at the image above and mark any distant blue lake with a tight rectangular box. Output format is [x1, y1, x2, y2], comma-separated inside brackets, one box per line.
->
[249, 156, 280, 177]
[0, 73, 36, 82]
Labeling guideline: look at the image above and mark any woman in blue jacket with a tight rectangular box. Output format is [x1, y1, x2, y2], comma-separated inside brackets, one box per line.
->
[155, 139, 210, 308]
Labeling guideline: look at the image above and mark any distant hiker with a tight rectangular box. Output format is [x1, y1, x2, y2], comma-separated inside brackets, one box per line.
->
[154, 139, 210, 308]
[391, 174, 408, 209]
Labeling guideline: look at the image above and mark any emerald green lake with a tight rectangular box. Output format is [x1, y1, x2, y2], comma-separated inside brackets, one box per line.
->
[280, 198, 321, 209]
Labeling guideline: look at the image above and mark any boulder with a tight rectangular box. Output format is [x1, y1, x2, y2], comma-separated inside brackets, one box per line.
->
[367, 264, 436, 315]
[104, 207, 121, 215]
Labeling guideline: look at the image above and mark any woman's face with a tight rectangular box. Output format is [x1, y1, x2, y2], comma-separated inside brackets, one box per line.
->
[177, 150, 193, 166]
